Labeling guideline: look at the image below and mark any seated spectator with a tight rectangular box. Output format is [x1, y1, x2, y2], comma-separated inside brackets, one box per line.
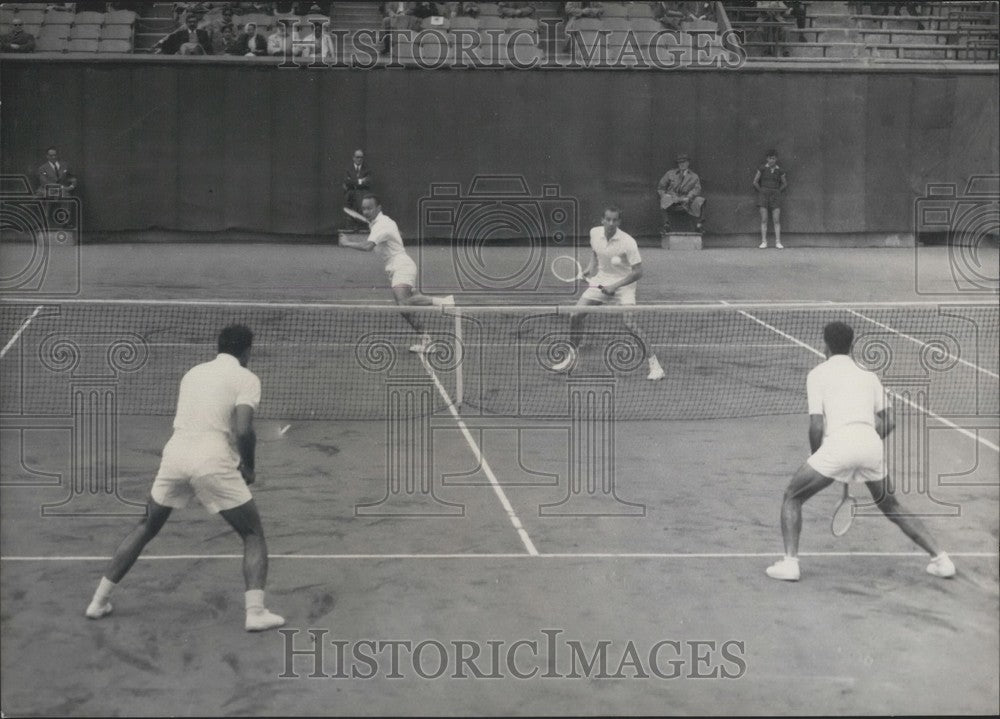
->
[231, 21, 268, 54]
[446, 1, 480, 17]
[381, 1, 417, 30]
[410, 1, 441, 25]
[753, 0, 790, 56]
[268, 22, 292, 54]
[153, 13, 214, 54]
[212, 23, 238, 53]
[202, 4, 237, 38]
[498, 1, 535, 18]
[654, 2, 685, 30]
[0, 18, 35, 53]
[675, 1, 714, 22]
[565, 2, 603, 33]
[292, 20, 317, 57]
[657, 153, 705, 233]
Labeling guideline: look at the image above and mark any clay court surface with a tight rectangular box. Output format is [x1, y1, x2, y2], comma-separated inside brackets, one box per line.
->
[1, 244, 997, 716]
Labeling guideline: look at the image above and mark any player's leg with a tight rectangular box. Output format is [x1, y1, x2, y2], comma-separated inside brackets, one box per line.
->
[622, 307, 663, 381]
[86, 497, 173, 618]
[552, 296, 601, 372]
[758, 206, 769, 248]
[219, 499, 286, 630]
[772, 207, 783, 248]
[766, 463, 833, 581]
[864, 477, 955, 577]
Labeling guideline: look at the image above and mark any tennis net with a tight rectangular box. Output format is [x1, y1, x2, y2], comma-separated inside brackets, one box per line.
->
[1, 300, 996, 422]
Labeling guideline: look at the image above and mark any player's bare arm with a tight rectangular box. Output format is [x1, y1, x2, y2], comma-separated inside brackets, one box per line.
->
[875, 407, 894, 439]
[340, 236, 376, 251]
[603, 261, 643, 294]
[808, 414, 824, 453]
[235, 404, 256, 485]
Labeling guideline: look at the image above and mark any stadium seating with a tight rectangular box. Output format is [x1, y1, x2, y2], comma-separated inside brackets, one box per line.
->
[74, 11, 105, 25]
[100, 24, 133, 41]
[35, 35, 68, 52]
[70, 24, 102, 41]
[38, 24, 71, 40]
[11, 8, 44, 26]
[105, 9, 138, 25]
[67, 38, 99, 52]
[602, 4, 630, 18]
[478, 3, 500, 16]
[40, 9, 73, 26]
[626, 3, 656, 19]
[98, 39, 132, 53]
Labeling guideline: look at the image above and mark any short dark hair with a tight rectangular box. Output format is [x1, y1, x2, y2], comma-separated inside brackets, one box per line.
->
[362, 194, 380, 207]
[766, 149, 778, 157]
[603, 205, 622, 219]
[823, 322, 853, 355]
[46, 146, 57, 154]
[218, 324, 254, 357]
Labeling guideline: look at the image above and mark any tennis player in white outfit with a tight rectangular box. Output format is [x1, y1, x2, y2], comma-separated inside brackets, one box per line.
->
[340, 194, 454, 353]
[766, 321, 955, 582]
[85, 325, 285, 631]
[551, 206, 664, 380]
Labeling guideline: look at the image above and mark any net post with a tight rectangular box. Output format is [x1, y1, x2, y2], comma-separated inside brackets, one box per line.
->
[454, 308, 464, 409]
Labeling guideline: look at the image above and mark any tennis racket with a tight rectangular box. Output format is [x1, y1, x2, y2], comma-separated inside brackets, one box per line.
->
[551, 255, 587, 283]
[830, 483, 856, 537]
[342, 207, 368, 224]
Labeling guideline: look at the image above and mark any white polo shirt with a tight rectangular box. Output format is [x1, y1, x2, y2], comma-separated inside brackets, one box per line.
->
[806, 354, 887, 437]
[172, 353, 261, 442]
[589, 226, 642, 287]
[367, 211, 411, 273]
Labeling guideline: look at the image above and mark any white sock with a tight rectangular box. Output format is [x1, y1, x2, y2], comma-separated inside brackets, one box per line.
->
[784, 555, 799, 562]
[430, 297, 446, 306]
[245, 589, 265, 612]
[933, 551, 949, 561]
[93, 577, 116, 604]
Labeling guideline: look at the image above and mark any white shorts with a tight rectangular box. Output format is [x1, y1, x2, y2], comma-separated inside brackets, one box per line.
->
[580, 283, 637, 306]
[388, 256, 418, 289]
[807, 425, 887, 484]
[151, 434, 253, 514]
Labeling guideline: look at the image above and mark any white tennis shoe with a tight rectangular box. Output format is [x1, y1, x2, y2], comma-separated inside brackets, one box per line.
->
[758, 241, 768, 249]
[409, 334, 432, 353]
[775, 241, 785, 249]
[551, 347, 577, 373]
[647, 362, 665, 381]
[926, 552, 956, 578]
[85, 601, 113, 619]
[765, 557, 800, 581]
[440, 295, 455, 306]
[246, 608, 285, 632]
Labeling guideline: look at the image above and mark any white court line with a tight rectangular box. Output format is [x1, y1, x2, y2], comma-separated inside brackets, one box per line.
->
[2, 551, 996, 561]
[419, 353, 539, 556]
[0, 305, 43, 360]
[736, 309, 1000, 453]
[847, 308, 999, 380]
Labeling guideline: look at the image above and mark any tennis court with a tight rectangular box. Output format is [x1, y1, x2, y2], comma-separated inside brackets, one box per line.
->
[1, 244, 997, 716]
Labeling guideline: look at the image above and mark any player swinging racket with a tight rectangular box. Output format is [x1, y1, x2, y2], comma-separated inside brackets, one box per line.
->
[340, 194, 454, 353]
[85, 325, 285, 632]
[551, 206, 665, 381]
[766, 321, 955, 582]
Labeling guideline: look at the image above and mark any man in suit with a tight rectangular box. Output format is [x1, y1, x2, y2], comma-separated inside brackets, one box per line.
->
[657, 153, 706, 234]
[37, 147, 77, 227]
[343, 149, 373, 232]
[37, 147, 76, 198]
[153, 12, 213, 55]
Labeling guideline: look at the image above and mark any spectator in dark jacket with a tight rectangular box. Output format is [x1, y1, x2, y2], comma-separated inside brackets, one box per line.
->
[154, 13, 214, 54]
[232, 22, 268, 54]
[0, 19, 36, 53]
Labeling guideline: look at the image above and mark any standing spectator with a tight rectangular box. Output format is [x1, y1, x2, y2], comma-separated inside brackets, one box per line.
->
[753, 149, 788, 249]
[153, 13, 214, 54]
[268, 22, 292, 54]
[343, 149, 373, 231]
[498, 1, 535, 18]
[0, 19, 36, 53]
[657, 153, 705, 233]
[231, 21, 267, 54]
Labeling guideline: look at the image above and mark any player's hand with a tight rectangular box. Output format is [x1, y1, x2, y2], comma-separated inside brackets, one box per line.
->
[600, 285, 615, 296]
[239, 464, 256, 485]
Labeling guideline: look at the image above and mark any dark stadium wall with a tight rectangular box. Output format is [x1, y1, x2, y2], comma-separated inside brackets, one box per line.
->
[2, 60, 997, 242]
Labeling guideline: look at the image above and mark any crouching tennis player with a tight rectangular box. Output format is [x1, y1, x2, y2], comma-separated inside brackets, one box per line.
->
[766, 321, 955, 582]
[86, 324, 285, 631]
